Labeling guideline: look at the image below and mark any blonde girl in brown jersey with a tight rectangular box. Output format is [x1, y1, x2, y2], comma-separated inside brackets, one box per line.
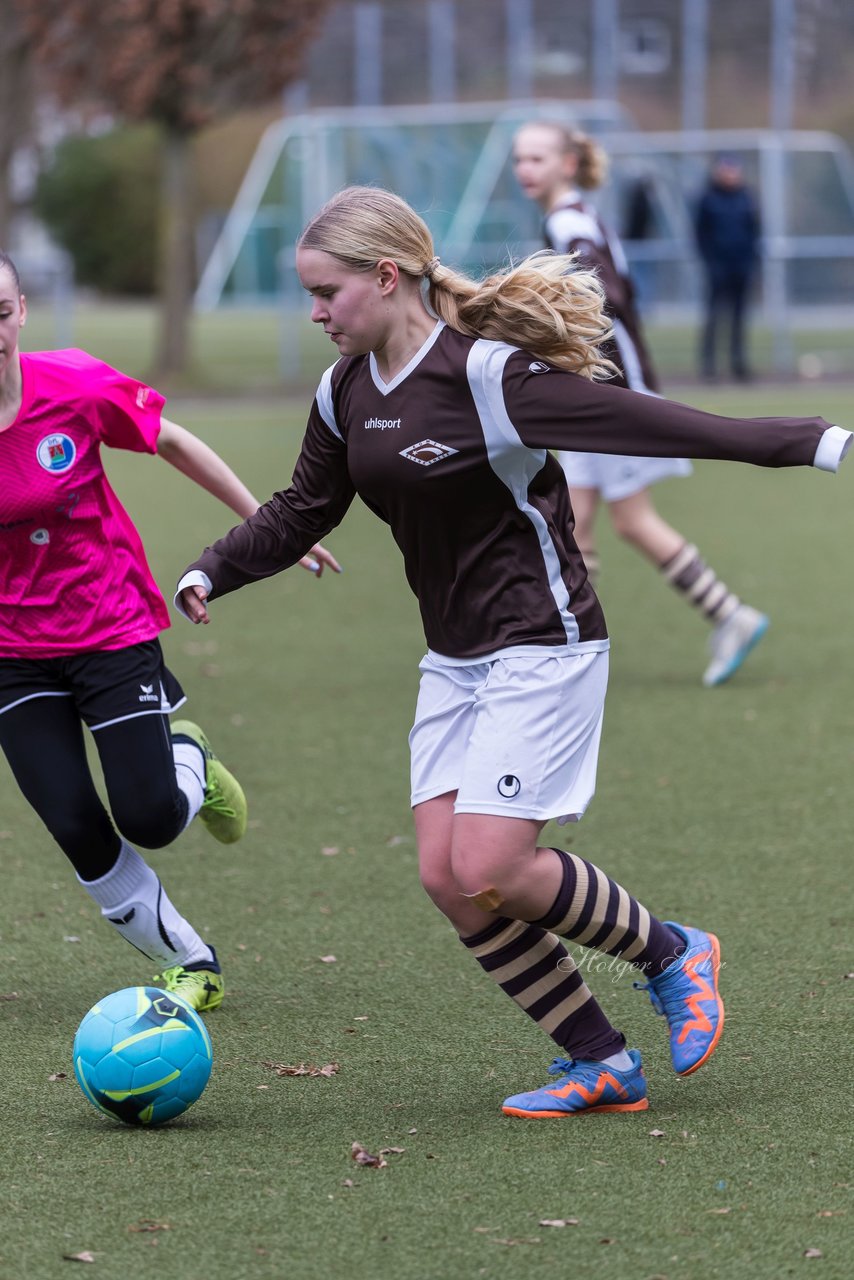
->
[178, 186, 849, 1118]
[513, 122, 769, 688]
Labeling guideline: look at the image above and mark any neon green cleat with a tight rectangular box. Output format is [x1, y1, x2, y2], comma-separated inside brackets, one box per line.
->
[153, 955, 224, 1013]
[171, 719, 248, 844]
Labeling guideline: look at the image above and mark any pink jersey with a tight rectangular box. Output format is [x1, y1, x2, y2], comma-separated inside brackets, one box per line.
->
[0, 349, 170, 658]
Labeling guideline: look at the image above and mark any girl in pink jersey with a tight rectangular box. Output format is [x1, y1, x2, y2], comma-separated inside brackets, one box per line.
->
[175, 189, 849, 1114]
[0, 251, 340, 1011]
[513, 122, 768, 688]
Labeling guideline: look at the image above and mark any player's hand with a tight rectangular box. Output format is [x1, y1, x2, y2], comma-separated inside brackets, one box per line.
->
[179, 584, 210, 624]
[298, 542, 343, 578]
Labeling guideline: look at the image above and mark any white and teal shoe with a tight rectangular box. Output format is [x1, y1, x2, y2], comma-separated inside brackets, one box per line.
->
[704, 606, 769, 687]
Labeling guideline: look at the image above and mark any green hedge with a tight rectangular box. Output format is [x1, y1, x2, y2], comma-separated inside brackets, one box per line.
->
[35, 126, 159, 295]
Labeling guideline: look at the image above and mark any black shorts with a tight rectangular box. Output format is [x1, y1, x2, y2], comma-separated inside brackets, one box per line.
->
[0, 640, 186, 731]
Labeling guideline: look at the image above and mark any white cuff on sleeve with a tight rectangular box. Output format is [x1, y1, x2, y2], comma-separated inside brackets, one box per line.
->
[174, 570, 213, 620]
[813, 425, 853, 473]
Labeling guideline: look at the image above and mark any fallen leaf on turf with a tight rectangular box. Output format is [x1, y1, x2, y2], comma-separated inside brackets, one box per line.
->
[599, 1238, 615, 1245]
[128, 1221, 171, 1233]
[48, 1072, 67, 1081]
[341, 1179, 355, 1189]
[263, 1061, 339, 1078]
[63, 936, 81, 943]
[492, 1238, 541, 1246]
[648, 1129, 666, 1137]
[379, 1146, 405, 1155]
[351, 1142, 387, 1168]
[706, 1208, 732, 1215]
[319, 955, 337, 963]
[321, 846, 340, 856]
[63, 1253, 95, 1264]
[473, 1227, 497, 1234]
[354, 1016, 368, 1021]
[408, 1127, 417, 1134]
[539, 1218, 579, 1228]
[0, 992, 18, 1001]
[657, 1158, 667, 1167]
[804, 1248, 823, 1259]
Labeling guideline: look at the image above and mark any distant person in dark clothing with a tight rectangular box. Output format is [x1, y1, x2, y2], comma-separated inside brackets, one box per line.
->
[622, 174, 657, 309]
[695, 156, 761, 381]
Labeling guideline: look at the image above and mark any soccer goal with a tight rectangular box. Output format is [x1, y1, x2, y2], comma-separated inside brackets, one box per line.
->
[195, 99, 854, 334]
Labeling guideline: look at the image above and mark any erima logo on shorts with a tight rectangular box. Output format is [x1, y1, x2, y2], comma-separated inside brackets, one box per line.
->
[528, 361, 550, 374]
[400, 440, 459, 466]
[138, 683, 159, 703]
[497, 774, 521, 798]
[36, 434, 77, 474]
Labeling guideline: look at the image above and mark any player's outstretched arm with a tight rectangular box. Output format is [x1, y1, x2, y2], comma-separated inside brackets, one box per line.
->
[158, 418, 342, 578]
[157, 417, 260, 518]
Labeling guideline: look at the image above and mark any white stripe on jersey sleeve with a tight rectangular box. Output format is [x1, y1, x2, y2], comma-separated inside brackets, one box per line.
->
[612, 317, 654, 394]
[315, 364, 343, 440]
[466, 339, 580, 647]
[546, 206, 604, 252]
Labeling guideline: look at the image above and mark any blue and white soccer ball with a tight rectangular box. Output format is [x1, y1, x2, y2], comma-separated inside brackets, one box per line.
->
[73, 986, 213, 1126]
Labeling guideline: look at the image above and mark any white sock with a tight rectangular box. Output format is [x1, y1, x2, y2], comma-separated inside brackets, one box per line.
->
[599, 1049, 635, 1073]
[172, 739, 206, 830]
[78, 839, 212, 968]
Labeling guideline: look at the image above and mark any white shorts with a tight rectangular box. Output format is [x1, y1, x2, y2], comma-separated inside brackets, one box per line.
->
[409, 648, 609, 824]
[558, 450, 692, 503]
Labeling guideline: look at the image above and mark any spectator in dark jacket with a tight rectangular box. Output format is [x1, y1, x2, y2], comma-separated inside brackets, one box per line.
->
[695, 156, 761, 381]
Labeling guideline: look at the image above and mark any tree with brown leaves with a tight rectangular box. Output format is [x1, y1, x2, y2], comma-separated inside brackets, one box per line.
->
[21, 0, 331, 376]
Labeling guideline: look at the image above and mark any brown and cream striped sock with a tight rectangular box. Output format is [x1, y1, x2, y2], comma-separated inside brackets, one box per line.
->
[533, 848, 682, 978]
[660, 541, 740, 626]
[461, 916, 626, 1061]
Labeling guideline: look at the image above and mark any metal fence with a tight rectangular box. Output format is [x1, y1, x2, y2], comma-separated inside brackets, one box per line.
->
[194, 100, 854, 371]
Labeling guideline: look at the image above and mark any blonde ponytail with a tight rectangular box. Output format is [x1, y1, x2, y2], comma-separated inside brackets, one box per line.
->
[429, 252, 615, 379]
[571, 132, 608, 190]
[299, 186, 615, 380]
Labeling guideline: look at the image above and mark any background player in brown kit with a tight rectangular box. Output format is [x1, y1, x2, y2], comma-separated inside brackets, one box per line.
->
[176, 187, 849, 1117]
[513, 121, 769, 688]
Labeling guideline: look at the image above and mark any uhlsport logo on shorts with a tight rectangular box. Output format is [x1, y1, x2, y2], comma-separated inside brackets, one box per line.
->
[497, 774, 521, 798]
[36, 434, 77, 474]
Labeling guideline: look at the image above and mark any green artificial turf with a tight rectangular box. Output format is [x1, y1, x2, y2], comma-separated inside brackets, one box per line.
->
[2, 384, 853, 1279]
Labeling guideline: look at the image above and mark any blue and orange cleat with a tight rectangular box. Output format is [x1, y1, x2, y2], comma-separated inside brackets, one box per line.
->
[635, 922, 724, 1075]
[502, 1050, 648, 1118]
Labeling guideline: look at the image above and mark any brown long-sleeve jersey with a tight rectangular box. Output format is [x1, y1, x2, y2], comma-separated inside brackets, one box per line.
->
[182, 324, 838, 660]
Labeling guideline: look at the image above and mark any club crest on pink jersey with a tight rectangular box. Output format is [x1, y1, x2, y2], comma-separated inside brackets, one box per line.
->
[36, 433, 77, 474]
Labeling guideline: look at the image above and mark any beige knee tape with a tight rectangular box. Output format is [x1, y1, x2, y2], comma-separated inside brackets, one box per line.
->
[464, 886, 505, 912]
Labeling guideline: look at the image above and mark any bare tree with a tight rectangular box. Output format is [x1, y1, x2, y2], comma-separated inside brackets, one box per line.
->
[0, 5, 36, 247]
[22, 0, 331, 375]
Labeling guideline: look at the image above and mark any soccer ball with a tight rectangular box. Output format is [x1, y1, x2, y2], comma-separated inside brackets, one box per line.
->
[73, 986, 213, 1126]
